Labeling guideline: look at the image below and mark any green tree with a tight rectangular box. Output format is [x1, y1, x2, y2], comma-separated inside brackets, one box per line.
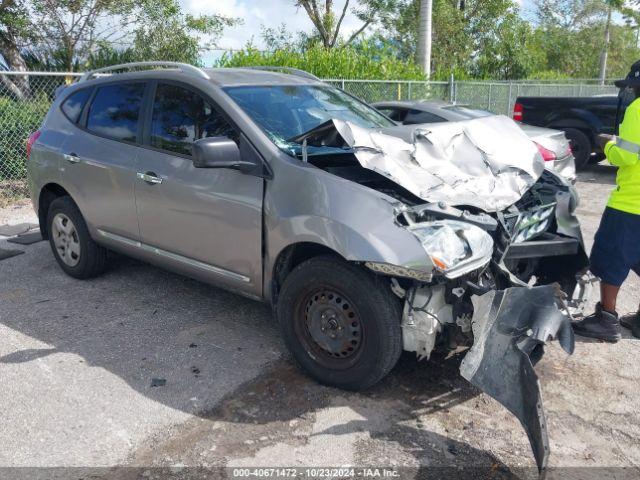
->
[475, 12, 546, 79]
[0, 0, 32, 98]
[28, 0, 146, 71]
[132, 0, 239, 65]
[377, 0, 536, 79]
[5, 0, 238, 73]
[532, 0, 640, 79]
[295, 0, 399, 48]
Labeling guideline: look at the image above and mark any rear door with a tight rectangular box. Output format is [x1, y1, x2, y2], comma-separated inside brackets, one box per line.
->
[59, 82, 146, 241]
[134, 81, 264, 295]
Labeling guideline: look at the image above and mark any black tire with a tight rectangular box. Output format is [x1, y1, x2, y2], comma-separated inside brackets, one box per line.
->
[589, 151, 605, 164]
[46, 196, 107, 279]
[563, 128, 591, 169]
[276, 255, 403, 390]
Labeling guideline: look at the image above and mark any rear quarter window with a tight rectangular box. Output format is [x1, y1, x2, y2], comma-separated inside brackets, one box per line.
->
[404, 109, 446, 124]
[86, 83, 145, 142]
[61, 88, 92, 123]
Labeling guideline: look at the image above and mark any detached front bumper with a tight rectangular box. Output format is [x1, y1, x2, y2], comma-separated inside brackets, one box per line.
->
[460, 284, 575, 473]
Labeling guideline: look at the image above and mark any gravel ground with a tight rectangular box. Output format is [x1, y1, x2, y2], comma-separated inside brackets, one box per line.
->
[0, 164, 638, 479]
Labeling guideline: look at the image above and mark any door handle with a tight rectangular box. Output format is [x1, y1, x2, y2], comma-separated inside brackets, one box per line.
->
[137, 172, 163, 185]
[63, 153, 81, 164]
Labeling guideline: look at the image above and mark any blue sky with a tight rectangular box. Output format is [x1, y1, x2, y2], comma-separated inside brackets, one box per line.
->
[178, 0, 536, 65]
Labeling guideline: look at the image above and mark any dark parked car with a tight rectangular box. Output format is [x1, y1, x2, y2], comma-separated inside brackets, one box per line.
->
[373, 100, 576, 183]
[512, 94, 626, 168]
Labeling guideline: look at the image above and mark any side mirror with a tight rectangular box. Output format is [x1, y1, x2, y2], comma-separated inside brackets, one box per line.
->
[192, 136, 258, 173]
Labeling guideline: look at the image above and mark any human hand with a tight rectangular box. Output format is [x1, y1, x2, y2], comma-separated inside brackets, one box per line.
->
[596, 133, 614, 150]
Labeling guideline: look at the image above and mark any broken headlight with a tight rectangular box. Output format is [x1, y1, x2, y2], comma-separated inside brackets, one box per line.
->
[410, 220, 494, 279]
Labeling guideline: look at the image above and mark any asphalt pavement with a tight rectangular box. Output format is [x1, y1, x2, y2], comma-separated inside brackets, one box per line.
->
[0, 163, 638, 479]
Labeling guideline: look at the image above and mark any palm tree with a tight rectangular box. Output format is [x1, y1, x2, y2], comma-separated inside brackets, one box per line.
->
[416, 0, 432, 78]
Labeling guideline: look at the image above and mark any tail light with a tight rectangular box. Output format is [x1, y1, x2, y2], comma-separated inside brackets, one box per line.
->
[26, 130, 41, 159]
[513, 102, 523, 121]
[535, 142, 556, 162]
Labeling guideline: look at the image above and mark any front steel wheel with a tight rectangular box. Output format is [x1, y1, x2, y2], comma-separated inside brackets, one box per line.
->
[298, 288, 364, 368]
[277, 255, 402, 390]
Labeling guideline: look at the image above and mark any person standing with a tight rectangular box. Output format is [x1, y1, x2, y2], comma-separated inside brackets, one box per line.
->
[573, 61, 640, 342]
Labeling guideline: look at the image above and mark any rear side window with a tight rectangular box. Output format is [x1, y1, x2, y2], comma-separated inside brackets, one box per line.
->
[61, 88, 92, 123]
[379, 107, 408, 122]
[150, 83, 236, 156]
[404, 109, 446, 124]
[86, 83, 145, 142]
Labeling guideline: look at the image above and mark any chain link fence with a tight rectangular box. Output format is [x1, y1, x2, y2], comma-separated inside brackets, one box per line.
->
[327, 78, 618, 114]
[0, 71, 619, 206]
[0, 71, 81, 206]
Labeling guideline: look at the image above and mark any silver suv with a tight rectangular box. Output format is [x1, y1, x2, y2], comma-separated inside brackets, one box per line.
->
[28, 62, 591, 471]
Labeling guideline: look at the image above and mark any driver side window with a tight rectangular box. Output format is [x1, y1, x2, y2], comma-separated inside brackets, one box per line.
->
[150, 83, 237, 156]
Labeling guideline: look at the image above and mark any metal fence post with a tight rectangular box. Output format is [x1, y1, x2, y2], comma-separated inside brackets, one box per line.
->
[449, 73, 454, 103]
[507, 82, 513, 115]
[487, 83, 493, 111]
[408, 82, 412, 100]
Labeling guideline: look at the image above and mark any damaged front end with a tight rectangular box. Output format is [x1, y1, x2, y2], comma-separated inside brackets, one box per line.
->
[298, 116, 593, 473]
[388, 176, 592, 473]
[391, 198, 585, 473]
[461, 285, 574, 472]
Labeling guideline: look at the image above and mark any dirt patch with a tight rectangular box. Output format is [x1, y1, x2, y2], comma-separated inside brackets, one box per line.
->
[0, 180, 28, 208]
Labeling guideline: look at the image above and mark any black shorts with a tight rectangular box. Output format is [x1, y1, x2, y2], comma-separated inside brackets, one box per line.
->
[590, 207, 640, 286]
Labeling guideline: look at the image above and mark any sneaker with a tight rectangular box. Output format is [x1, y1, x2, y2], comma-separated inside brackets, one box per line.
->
[620, 310, 640, 339]
[572, 303, 621, 343]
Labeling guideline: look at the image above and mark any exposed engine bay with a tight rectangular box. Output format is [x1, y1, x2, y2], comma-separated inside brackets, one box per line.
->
[292, 116, 595, 473]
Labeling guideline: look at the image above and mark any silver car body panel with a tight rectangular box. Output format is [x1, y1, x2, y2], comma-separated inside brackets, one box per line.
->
[333, 115, 544, 212]
[28, 69, 431, 299]
[373, 100, 577, 183]
[28, 67, 590, 472]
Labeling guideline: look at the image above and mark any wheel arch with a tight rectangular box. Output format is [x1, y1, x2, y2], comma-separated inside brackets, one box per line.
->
[269, 242, 348, 307]
[545, 118, 596, 147]
[38, 183, 72, 239]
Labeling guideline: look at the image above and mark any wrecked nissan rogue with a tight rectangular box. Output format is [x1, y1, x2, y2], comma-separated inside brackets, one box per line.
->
[28, 64, 592, 472]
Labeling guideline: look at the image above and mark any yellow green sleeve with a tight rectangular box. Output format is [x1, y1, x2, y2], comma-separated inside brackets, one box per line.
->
[605, 139, 639, 167]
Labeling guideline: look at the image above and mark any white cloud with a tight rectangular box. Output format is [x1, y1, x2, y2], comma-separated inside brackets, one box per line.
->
[179, 0, 372, 63]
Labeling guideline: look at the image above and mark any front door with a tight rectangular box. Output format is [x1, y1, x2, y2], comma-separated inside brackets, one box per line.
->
[134, 81, 264, 295]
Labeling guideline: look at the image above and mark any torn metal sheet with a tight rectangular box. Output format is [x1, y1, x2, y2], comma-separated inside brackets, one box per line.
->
[460, 285, 574, 473]
[333, 116, 544, 212]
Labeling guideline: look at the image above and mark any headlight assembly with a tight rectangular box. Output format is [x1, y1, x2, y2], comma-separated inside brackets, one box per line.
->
[409, 220, 494, 279]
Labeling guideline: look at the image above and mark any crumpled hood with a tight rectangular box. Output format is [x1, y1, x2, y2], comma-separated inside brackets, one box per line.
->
[333, 115, 545, 212]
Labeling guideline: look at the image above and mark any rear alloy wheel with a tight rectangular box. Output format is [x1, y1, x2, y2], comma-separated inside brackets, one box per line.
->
[51, 213, 81, 267]
[277, 255, 403, 390]
[47, 196, 107, 279]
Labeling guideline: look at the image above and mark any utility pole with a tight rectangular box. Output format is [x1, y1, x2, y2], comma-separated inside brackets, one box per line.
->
[598, 5, 613, 85]
[416, 0, 432, 79]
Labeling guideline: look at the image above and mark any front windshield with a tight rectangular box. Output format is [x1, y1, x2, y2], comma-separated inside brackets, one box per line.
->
[223, 85, 394, 155]
[442, 105, 494, 119]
